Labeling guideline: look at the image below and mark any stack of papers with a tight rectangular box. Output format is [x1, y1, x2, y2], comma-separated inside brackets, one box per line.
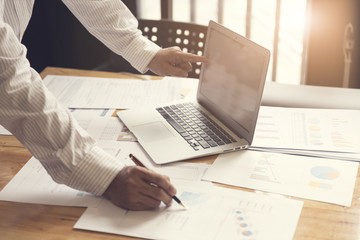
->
[251, 106, 360, 161]
[262, 81, 360, 110]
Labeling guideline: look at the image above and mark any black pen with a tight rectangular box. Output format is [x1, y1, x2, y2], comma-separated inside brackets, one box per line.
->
[129, 153, 188, 209]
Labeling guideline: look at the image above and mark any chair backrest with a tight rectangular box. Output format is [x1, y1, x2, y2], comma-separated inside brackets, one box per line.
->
[138, 19, 207, 78]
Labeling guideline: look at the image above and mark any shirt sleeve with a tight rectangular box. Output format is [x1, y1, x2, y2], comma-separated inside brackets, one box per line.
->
[0, 19, 123, 196]
[62, 0, 161, 73]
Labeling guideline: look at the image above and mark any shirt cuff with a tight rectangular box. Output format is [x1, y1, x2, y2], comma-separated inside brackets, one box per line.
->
[66, 145, 124, 196]
[121, 36, 161, 73]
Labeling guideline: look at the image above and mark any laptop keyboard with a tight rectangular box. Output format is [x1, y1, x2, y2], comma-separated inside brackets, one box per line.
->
[156, 103, 236, 151]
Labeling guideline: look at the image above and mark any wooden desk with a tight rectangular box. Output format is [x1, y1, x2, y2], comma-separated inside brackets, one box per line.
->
[1, 67, 360, 240]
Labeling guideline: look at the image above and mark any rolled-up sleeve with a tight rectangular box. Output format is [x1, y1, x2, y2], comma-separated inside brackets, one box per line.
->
[0, 19, 123, 195]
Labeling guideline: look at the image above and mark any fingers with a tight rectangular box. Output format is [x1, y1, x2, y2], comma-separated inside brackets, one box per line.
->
[176, 61, 193, 72]
[176, 51, 208, 64]
[140, 182, 174, 207]
[140, 168, 177, 197]
[124, 190, 162, 210]
[153, 61, 191, 77]
[103, 166, 177, 211]
[170, 50, 208, 77]
[165, 64, 190, 77]
[148, 47, 208, 77]
[135, 167, 176, 207]
[169, 46, 207, 63]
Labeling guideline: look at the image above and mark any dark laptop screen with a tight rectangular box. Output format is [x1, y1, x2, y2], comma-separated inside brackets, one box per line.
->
[198, 21, 270, 143]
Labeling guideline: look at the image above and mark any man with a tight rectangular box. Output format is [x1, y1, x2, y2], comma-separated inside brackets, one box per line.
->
[0, 0, 207, 210]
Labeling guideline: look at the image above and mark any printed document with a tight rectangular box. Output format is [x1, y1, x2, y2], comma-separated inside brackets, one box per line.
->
[0, 157, 101, 207]
[0, 125, 11, 135]
[252, 106, 360, 160]
[203, 150, 358, 206]
[43, 75, 182, 109]
[70, 109, 136, 142]
[74, 182, 303, 240]
[0, 141, 208, 206]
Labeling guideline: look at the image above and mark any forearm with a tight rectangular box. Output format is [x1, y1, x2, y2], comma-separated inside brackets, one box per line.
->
[62, 0, 161, 73]
[0, 21, 122, 195]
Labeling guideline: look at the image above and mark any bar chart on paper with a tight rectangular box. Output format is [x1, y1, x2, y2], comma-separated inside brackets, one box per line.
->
[203, 150, 358, 206]
[252, 106, 360, 153]
[249, 156, 281, 184]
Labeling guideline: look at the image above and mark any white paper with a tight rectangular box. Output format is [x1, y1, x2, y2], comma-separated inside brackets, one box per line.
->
[0, 157, 101, 207]
[252, 147, 360, 162]
[262, 81, 360, 110]
[163, 76, 199, 100]
[43, 75, 182, 109]
[74, 182, 303, 240]
[0, 125, 11, 135]
[69, 108, 115, 118]
[102, 141, 210, 182]
[252, 106, 360, 154]
[69, 108, 136, 141]
[0, 141, 208, 206]
[203, 150, 358, 206]
[76, 115, 135, 142]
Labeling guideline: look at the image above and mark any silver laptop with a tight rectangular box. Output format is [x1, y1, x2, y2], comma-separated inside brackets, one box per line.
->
[118, 20, 270, 164]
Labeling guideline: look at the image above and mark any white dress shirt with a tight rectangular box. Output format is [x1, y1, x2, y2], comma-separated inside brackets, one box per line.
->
[0, 0, 160, 195]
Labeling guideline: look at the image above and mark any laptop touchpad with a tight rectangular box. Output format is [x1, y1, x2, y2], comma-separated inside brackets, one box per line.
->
[132, 121, 175, 142]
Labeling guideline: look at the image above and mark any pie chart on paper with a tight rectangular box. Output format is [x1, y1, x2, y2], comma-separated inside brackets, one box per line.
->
[310, 166, 340, 180]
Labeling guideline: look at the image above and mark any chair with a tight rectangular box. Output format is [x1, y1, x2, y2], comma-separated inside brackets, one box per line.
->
[95, 19, 208, 78]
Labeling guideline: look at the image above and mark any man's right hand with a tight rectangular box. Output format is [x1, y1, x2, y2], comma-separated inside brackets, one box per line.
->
[148, 46, 208, 77]
[103, 166, 177, 210]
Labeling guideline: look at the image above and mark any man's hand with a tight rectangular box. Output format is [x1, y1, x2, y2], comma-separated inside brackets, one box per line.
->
[148, 46, 208, 77]
[103, 166, 177, 210]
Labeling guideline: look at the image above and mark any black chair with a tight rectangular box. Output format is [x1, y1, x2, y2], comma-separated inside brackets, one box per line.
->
[95, 19, 208, 78]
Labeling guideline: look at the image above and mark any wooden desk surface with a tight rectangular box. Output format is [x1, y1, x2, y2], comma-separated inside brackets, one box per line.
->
[1, 67, 360, 240]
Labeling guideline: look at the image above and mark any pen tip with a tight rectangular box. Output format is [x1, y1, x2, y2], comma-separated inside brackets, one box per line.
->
[180, 202, 189, 210]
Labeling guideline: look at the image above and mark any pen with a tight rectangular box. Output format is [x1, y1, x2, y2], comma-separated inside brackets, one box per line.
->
[129, 153, 188, 209]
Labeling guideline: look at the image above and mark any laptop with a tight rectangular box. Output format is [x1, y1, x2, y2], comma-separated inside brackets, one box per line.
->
[118, 20, 270, 164]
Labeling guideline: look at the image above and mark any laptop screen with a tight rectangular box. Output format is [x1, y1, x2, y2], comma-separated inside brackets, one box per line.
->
[197, 21, 270, 144]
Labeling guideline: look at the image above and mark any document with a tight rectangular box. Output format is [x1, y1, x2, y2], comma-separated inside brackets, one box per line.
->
[162, 79, 360, 109]
[203, 150, 358, 206]
[252, 106, 360, 160]
[43, 75, 182, 109]
[0, 125, 11, 135]
[71, 110, 136, 142]
[69, 108, 114, 118]
[262, 81, 360, 110]
[162, 76, 199, 100]
[74, 182, 303, 240]
[1, 109, 115, 136]
[0, 141, 208, 206]
[104, 141, 210, 182]
[0, 157, 101, 207]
